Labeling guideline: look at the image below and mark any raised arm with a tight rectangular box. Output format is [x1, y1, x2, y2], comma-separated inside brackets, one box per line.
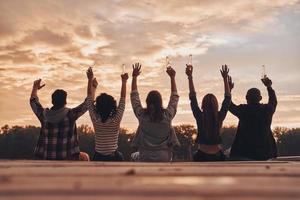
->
[262, 77, 277, 113]
[31, 79, 45, 99]
[220, 64, 231, 96]
[86, 67, 97, 100]
[113, 73, 129, 122]
[166, 67, 179, 119]
[85, 67, 99, 121]
[69, 68, 96, 120]
[120, 73, 128, 98]
[186, 64, 196, 93]
[185, 64, 201, 119]
[219, 65, 232, 120]
[131, 63, 141, 92]
[167, 67, 177, 93]
[228, 75, 242, 117]
[30, 79, 45, 121]
[130, 63, 143, 118]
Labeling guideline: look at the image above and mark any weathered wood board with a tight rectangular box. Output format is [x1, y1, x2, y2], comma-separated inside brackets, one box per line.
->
[0, 160, 299, 200]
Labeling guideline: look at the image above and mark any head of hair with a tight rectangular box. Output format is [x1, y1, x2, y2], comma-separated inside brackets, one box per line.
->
[52, 89, 67, 109]
[95, 93, 117, 123]
[145, 90, 164, 122]
[201, 93, 221, 139]
[246, 88, 262, 104]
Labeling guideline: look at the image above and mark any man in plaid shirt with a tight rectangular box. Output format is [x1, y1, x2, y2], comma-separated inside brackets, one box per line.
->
[30, 79, 89, 160]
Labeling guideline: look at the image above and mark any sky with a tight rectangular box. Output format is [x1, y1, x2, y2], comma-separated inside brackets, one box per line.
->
[0, 0, 300, 130]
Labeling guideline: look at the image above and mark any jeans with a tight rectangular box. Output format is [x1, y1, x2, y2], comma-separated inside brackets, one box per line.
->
[139, 149, 172, 162]
[93, 151, 124, 161]
[193, 149, 226, 162]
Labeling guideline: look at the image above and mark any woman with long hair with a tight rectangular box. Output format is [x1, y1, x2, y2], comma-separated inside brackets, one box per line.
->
[130, 63, 180, 162]
[86, 67, 128, 161]
[186, 64, 232, 161]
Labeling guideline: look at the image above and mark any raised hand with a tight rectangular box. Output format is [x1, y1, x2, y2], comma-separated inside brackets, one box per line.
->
[220, 64, 229, 79]
[121, 73, 129, 82]
[166, 66, 176, 78]
[261, 77, 272, 87]
[86, 67, 94, 80]
[185, 64, 193, 77]
[132, 63, 141, 77]
[92, 78, 98, 89]
[229, 76, 234, 91]
[33, 79, 45, 90]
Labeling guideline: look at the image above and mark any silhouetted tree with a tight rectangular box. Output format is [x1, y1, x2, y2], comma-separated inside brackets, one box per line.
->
[220, 126, 237, 150]
[0, 124, 299, 160]
[276, 128, 300, 156]
[173, 124, 197, 161]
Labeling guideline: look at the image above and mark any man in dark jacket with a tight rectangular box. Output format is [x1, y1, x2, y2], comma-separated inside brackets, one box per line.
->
[228, 76, 277, 160]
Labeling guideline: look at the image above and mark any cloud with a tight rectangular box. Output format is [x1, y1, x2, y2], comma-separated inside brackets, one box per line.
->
[21, 29, 72, 47]
[74, 25, 93, 39]
[0, 0, 299, 128]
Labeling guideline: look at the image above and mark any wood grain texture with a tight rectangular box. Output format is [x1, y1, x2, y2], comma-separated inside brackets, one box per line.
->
[0, 160, 299, 200]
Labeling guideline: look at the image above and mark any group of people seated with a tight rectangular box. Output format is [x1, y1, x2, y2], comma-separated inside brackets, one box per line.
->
[30, 62, 277, 162]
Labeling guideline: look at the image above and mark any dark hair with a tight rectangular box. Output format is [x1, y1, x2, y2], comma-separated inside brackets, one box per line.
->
[145, 90, 164, 122]
[201, 94, 221, 139]
[246, 88, 262, 104]
[95, 93, 117, 123]
[52, 89, 67, 109]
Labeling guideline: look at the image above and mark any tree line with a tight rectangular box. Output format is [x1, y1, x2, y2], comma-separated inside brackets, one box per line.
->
[0, 124, 299, 161]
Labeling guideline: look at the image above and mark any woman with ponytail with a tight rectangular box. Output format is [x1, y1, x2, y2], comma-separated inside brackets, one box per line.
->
[186, 64, 232, 161]
[130, 63, 180, 162]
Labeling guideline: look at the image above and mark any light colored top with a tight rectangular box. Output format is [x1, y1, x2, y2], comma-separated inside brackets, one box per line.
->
[86, 96, 125, 155]
[130, 90, 180, 162]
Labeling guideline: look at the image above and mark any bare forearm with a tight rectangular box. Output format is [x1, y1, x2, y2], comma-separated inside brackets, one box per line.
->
[88, 79, 96, 100]
[121, 81, 127, 98]
[223, 78, 230, 95]
[132, 77, 138, 91]
[170, 77, 177, 92]
[188, 76, 195, 93]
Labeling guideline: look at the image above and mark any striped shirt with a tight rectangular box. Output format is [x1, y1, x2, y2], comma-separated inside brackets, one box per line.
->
[86, 96, 125, 155]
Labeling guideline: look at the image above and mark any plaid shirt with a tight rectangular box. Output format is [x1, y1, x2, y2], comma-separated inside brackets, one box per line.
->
[30, 97, 88, 160]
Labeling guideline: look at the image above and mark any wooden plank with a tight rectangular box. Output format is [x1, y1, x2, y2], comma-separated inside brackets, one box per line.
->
[0, 161, 299, 200]
[1, 162, 299, 177]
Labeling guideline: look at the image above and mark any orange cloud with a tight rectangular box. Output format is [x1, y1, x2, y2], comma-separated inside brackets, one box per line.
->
[0, 0, 299, 128]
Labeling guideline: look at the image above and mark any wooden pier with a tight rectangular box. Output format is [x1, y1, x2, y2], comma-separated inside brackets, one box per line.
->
[0, 160, 300, 200]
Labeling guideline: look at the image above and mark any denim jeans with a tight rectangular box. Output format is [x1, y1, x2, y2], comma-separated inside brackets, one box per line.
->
[193, 149, 226, 162]
[93, 151, 124, 161]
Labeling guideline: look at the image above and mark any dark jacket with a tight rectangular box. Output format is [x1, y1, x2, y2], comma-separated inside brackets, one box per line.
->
[229, 87, 278, 160]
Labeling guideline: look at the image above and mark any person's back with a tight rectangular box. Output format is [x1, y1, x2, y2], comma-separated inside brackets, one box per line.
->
[88, 98, 125, 160]
[30, 80, 89, 160]
[138, 117, 171, 147]
[229, 77, 277, 160]
[130, 63, 180, 162]
[186, 64, 232, 162]
[86, 67, 128, 161]
[132, 110, 178, 162]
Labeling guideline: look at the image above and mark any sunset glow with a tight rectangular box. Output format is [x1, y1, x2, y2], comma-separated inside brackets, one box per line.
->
[0, 0, 299, 129]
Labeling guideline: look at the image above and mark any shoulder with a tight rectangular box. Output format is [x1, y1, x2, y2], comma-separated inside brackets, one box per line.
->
[238, 104, 247, 108]
[231, 104, 247, 111]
